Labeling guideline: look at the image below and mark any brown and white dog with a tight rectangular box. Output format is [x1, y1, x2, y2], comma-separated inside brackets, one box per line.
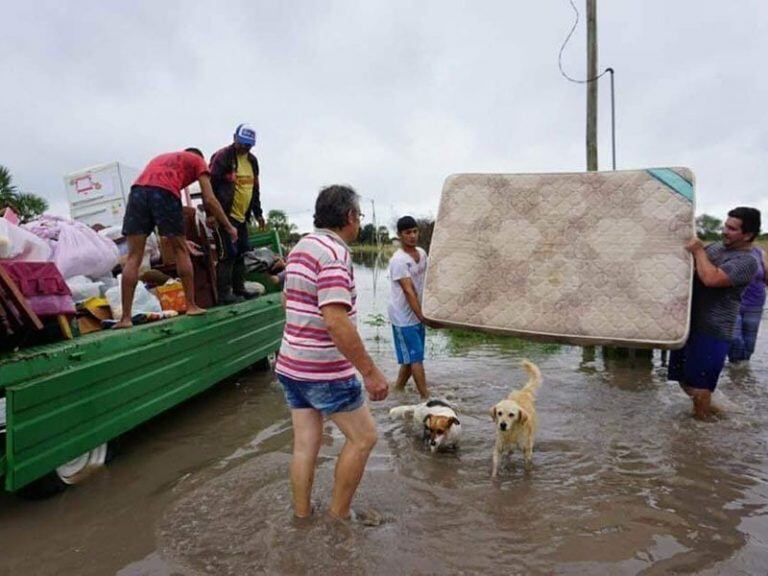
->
[490, 360, 542, 476]
[389, 399, 461, 452]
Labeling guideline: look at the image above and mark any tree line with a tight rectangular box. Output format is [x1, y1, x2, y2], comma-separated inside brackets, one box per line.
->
[696, 213, 766, 241]
[8, 167, 741, 250]
[266, 209, 436, 251]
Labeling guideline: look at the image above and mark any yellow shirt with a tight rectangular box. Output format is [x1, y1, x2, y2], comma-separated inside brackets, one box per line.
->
[230, 153, 254, 223]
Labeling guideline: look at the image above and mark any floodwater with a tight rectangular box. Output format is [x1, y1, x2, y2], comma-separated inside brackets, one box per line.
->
[2, 253, 768, 575]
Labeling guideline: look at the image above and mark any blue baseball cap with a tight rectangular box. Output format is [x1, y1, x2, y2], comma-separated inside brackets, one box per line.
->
[234, 123, 257, 146]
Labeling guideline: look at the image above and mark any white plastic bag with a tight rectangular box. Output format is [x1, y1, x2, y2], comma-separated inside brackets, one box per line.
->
[0, 218, 52, 261]
[54, 221, 119, 278]
[92, 275, 118, 296]
[105, 276, 162, 319]
[65, 275, 103, 302]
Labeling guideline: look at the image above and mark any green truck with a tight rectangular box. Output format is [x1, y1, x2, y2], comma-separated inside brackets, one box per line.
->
[0, 231, 285, 494]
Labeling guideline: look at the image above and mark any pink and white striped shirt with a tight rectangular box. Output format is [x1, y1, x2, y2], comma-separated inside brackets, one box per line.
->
[275, 229, 357, 382]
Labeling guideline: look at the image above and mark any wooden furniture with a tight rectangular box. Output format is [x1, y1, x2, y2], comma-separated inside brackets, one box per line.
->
[0, 264, 74, 342]
[0, 265, 44, 346]
[0, 265, 44, 333]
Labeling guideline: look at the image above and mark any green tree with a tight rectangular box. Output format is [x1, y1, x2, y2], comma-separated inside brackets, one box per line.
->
[11, 193, 48, 223]
[266, 209, 297, 243]
[415, 218, 435, 251]
[696, 214, 722, 240]
[0, 165, 48, 223]
[377, 225, 391, 244]
[357, 223, 377, 244]
[0, 165, 19, 209]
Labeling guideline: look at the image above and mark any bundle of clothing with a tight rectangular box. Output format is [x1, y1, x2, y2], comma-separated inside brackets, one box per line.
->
[243, 247, 280, 273]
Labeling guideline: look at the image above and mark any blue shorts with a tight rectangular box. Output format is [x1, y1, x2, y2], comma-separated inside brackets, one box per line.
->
[668, 331, 730, 391]
[277, 374, 364, 415]
[122, 185, 184, 237]
[392, 323, 426, 365]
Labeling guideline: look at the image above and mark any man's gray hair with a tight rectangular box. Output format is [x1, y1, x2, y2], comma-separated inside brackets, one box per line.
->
[313, 185, 360, 229]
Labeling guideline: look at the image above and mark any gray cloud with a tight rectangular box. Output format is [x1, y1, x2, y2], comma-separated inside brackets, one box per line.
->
[2, 1, 766, 232]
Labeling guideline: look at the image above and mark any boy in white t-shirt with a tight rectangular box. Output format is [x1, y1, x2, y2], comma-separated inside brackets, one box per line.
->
[388, 216, 430, 398]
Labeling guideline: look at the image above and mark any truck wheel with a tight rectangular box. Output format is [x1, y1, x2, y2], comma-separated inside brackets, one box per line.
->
[18, 443, 109, 499]
[56, 443, 108, 485]
[252, 357, 271, 371]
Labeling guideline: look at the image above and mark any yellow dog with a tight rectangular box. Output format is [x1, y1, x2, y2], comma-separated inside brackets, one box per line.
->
[490, 360, 542, 476]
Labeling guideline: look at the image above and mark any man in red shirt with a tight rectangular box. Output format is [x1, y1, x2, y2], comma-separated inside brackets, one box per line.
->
[115, 148, 237, 329]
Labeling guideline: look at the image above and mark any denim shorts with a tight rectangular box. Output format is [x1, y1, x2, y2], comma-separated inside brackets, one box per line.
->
[122, 185, 184, 237]
[392, 323, 426, 365]
[277, 374, 364, 415]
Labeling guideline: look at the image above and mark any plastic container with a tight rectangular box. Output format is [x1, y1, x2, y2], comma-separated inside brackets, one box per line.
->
[155, 281, 187, 313]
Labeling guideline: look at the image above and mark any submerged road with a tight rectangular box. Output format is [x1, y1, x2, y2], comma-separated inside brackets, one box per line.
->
[1, 262, 767, 575]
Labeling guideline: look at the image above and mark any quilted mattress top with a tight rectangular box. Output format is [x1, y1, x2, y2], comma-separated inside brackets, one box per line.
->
[422, 168, 695, 348]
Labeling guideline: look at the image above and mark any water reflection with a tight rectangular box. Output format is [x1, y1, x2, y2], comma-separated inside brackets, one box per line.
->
[151, 262, 768, 574]
[1, 258, 766, 575]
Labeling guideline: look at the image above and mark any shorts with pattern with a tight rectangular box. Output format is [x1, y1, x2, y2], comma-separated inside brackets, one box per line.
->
[122, 185, 184, 237]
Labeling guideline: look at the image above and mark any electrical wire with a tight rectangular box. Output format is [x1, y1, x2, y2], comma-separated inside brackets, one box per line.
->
[558, 0, 609, 84]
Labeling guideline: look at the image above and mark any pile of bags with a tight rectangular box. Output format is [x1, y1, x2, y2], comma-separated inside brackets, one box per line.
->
[23, 215, 119, 279]
[1, 213, 178, 335]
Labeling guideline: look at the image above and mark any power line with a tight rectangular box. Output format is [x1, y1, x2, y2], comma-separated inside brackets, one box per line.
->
[558, 0, 609, 84]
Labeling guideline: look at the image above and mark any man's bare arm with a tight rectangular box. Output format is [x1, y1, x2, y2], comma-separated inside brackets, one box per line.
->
[686, 238, 732, 288]
[199, 175, 237, 241]
[397, 277, 426, 322]
[321, 304, 388, 400]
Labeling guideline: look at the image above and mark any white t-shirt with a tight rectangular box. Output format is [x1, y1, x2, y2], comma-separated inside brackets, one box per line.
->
[387, 247, 428, 326]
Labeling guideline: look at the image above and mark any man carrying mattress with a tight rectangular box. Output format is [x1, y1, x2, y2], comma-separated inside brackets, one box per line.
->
[668, 207, 761, 420]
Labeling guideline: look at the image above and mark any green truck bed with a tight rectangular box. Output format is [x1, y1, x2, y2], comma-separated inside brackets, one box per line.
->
[0, 230, 286, 492]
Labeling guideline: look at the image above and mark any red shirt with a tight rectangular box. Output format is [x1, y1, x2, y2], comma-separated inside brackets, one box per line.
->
[133, 151, 209, 198]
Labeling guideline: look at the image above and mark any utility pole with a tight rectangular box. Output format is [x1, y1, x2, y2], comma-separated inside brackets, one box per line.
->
[583, 0, 599, 365]
[370, 198, 379, 250]
[586, 0, 598, 171]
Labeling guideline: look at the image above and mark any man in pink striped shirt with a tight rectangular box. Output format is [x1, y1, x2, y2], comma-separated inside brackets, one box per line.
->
[276, 185, 389, 521]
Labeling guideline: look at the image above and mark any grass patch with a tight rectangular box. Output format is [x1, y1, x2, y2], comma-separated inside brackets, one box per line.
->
[444, 328, 563, 355]
[351, 244, 397, 256]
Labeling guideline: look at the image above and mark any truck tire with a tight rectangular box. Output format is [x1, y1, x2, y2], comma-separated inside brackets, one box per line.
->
[18, 443, 110, 499]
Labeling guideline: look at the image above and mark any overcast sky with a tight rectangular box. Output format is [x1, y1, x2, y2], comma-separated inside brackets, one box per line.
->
[1, 1, 766, 232]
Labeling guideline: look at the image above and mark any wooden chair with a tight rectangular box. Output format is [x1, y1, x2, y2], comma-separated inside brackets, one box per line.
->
[0, 265, 73, 341]
[0, 265, 44, 345]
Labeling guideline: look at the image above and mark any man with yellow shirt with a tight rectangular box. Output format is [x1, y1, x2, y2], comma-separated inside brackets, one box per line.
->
[210, 124, 266, 303]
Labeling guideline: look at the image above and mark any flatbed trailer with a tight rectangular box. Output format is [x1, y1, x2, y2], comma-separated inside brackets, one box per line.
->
[0, 231, 285, 493]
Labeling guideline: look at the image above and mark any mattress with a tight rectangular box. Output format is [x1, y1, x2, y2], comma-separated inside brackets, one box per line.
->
[422, 168, 695, 348]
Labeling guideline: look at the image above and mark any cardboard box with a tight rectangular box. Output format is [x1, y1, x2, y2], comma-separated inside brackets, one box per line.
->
[156, 281, 187, 312]
[77, 296, 112, 334]
[77, 315, 103, 335]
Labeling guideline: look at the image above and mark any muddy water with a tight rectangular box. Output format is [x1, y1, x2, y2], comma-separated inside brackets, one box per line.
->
[2, 255, 768, 575]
